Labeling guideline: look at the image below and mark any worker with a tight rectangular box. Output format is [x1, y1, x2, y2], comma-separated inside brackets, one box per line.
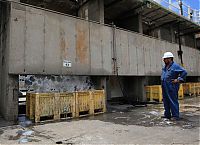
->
[161, 52, 187, 121]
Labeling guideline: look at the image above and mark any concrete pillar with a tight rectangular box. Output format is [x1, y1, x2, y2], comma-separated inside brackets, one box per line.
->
[198, 77, 200, 82]
[115, 13, 143, 33]
[0, 2, 18, 121]
[107, 76, 123, 100]
[124, 77, 148, 103]
[171, 25, 176, 43]
[132, 77, 147, 102]
[78, 0, 104, 23]
[0, 2, 2, 117]
[1, 75, 19, 121]
[157, 28, 161, 39]
[138, 14, 143, 33]
[181, 36, 186, 46]
[194, 34, 197, 49]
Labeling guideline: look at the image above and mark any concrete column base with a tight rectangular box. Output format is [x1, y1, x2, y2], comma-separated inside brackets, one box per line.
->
[0, 75, 18, 121]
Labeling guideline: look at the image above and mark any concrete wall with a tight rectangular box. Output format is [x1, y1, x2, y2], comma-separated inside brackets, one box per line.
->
[9, 3, 200, 77]
[9, 3, 200, 76]
[183, 34, 195, 48]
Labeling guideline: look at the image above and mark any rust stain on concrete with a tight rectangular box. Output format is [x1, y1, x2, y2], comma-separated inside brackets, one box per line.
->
[76, 22, 88, 64]
[60, 29, 69, 59]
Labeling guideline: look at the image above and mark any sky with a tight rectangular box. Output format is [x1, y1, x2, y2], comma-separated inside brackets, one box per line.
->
[154, 0, 199, 10]
[182, 0, 199, 10]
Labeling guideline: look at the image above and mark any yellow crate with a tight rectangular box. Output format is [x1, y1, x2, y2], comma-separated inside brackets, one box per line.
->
[145, 84, 184, 102]
[194, 83, 200, 96]
[145, 86, 151, 99]
[60, 92, 76, 118]
[75, 91, 94, 117]
[182, 83, 190, 95]
[26, 90, 106, 122]
[145, 85, 162, 102]
[178, 84, 184, 100]
[182, 83, 199, 96]
[92, 90, 106, 114]
[34, 93, 55, 122]
[26, 93, 35, 120]
[191, 83, 196, 96]
[26, 93, 60, 122]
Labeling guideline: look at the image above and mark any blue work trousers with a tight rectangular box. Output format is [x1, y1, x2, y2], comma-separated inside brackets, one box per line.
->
[162, 81, 179, 118]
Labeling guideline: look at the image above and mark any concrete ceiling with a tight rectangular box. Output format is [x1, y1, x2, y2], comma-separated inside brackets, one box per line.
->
[104, 0, 143, 22]
[104, 0, 200, 34]
[20, 0, 79, 15]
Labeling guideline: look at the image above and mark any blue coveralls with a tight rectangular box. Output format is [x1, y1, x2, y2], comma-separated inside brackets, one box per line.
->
[161, 61, 187, 119]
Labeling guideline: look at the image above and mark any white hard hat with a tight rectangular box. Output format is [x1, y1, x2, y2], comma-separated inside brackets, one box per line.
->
[162, 52, 174, 59]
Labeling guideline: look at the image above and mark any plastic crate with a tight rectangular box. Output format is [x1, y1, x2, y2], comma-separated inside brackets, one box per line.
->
[26, 93, 35, 120]
[145, 85, 162, 102]
[26, 90, 106, 122]
[182, 83, 190, 95]
[145, 84, 184, 102]
[178, 84, 184, 99]
[26, 93, 61, 122]
[59, 92, 76, 118]
[92, 90, 106, 114]
[34, 93, 55, 122]
[145, 86, 151, 100]
[75, 91, 94, 117]
[183, 83, 198, 96]
[194, 83, 200, 96]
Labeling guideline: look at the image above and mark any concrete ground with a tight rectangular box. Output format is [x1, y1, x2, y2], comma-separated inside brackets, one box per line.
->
[0, 97, 199, 144]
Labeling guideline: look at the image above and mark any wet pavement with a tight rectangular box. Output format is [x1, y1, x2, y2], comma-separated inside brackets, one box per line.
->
[0, 96, 199, 144]
[87, 97, 200, 129]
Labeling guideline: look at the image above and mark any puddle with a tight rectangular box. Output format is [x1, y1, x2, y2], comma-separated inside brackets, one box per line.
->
[87, 98, 200, 129]
[18, 137, 41, 143]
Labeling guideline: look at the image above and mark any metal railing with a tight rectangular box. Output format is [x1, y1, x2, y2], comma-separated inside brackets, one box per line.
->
[152, 0, 200, 24]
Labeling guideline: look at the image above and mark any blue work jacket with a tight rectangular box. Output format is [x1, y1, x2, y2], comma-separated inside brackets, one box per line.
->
[161, 61, 187, 94]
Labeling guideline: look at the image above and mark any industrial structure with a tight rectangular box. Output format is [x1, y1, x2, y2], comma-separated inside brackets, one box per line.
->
[0, 0, 200, 121]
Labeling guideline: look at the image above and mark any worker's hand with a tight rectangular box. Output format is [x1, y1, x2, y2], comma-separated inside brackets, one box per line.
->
[171, 79, 180, 84]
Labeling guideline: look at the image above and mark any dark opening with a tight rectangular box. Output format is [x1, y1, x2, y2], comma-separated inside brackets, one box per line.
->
[60, 113, 73, 118]
[79, 111, 89, 116]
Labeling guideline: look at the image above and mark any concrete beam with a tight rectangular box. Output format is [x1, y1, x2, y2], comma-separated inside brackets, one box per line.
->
[115, 13, 143, 33]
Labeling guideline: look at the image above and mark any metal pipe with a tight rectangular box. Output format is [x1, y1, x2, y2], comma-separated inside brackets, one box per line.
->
[177, 23, 183, 65]
[112, 22, 117, 75]
[178, 0, 183, 15]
